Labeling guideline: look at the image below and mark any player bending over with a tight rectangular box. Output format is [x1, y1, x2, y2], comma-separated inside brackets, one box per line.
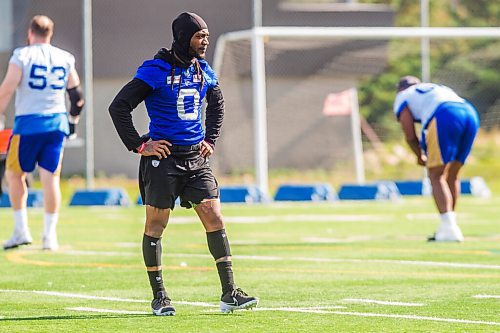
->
[393, 76, 479, 242]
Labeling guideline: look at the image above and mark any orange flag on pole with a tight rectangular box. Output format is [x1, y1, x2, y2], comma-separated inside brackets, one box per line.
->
[0, 129, 12, 154]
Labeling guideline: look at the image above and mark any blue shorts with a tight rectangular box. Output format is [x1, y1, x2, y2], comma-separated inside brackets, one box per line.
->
[422, 102, 479, 168]
[6, 131, 66, 174]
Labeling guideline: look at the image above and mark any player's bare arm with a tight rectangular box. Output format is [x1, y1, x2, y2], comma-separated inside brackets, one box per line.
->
[67, 67, 81, 90]
[399, 107, 426, 166]
[0, 63, 22, 114]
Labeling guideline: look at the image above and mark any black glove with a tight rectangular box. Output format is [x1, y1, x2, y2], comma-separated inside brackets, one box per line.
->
[69, 122, 76, 136]
[68, 115, 80, 139]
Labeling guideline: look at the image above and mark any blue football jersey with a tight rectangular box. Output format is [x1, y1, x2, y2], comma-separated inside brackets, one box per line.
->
[134, 58, 218, 145]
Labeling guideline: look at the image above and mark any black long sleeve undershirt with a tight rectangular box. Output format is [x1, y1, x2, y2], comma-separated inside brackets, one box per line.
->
[204, 83, 225, 147]
[109, 78, 225, 151]
[108, 78, 153, 151]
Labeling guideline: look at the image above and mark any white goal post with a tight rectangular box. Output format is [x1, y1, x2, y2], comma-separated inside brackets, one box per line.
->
[213, 26, 500, 199]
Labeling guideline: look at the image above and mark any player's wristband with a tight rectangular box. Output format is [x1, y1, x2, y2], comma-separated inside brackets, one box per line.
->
[136, 142, 146, 154]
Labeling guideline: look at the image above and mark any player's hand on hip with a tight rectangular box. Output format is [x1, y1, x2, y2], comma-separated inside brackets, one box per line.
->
[200, 140, 214, 158]
[141, 140, 172, 159]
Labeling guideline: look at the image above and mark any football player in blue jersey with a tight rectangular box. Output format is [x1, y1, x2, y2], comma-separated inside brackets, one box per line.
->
[109, 12, 258, 316]
[393, 76, 480, 242]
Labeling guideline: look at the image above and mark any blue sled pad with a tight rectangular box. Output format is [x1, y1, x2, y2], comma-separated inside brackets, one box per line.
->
[394, 180, 424, 196]
[461, 180, 472, 194]
[461, 177, 491, 197]
[137, 195, 180, 206]
[220, 186, 264, 203]
[394, 179, 488, 196]
[274, 184, 336, 202]
[338, 182, 400, 200]
[0, 190, 44, 208]
[69, 188, 130, 206]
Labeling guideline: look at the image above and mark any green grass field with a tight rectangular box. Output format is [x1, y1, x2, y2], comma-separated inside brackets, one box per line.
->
[0, 196, 499, 332]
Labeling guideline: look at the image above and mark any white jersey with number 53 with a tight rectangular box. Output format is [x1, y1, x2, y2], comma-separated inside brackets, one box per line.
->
[393, 83, 464, 128]
[9, 43, 75, 116]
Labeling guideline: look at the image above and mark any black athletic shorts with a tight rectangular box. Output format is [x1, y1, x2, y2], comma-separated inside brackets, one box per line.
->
[138, 143, 219, 209]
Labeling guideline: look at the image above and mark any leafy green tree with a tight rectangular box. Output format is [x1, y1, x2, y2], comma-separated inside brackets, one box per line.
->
[357, 0, 500, 137]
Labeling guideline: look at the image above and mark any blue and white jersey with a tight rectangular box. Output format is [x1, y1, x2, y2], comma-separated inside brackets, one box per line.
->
[134, 58, 218, 145]
[10, 43, 74, 135]
[393, 83, 464, 129]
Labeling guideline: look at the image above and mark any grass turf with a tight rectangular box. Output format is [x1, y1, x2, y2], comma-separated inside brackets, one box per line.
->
[0, 196, 499, 332]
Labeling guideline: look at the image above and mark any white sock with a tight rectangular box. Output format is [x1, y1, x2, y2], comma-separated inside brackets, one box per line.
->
[13, 209, 29, 234]
[44, 212, 59, 237]
[439, 211, 457, 227]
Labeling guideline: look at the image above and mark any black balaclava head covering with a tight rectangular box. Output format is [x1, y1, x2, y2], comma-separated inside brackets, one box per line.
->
[171, 12, 208, 64]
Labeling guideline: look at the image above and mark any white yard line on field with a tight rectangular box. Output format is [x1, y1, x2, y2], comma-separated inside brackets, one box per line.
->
[243, 255, 500, 269]
[63, 250, 137, 256]
[298, 306, 347, 309]
[254, 307, 337, 314]
[67, 307, 148, 315]
[168, 214, 388, 225]
[229, 254, 500, 270]
[0, 290, 147, 303]
[3, 289, 499, 326]
[342, 298, 425, 306]
[329, 311, 499, 326]
[53, 250, 500, 270]
[173, 301, 218, 308]
[256, 306, 347, 312]
[472, 295, 500, 299]
[379, 259, 500, 270]
[203, 308, 500, 326]
[405, 213, 441, 220]
[302, 236, 382, 243]
[0, 289, 218, 308]
[114, 242, 140, 248]
[170, 249, 495, 270]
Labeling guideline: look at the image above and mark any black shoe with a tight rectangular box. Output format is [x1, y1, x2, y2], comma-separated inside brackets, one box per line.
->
[427, 233, 437, 242]
[220, 288, 259, 313]
[151, 291, 176, 316]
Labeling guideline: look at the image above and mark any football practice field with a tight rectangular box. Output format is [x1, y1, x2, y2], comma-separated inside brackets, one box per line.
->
[0, 196, 499, 332]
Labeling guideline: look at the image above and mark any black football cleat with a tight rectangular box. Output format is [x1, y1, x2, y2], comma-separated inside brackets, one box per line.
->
[151, 291, 176, 316]
[220, 288, 259, 313]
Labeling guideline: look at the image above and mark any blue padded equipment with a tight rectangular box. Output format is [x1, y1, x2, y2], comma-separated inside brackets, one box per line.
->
[0, 190, 44, 208]
[274, 183, 336, 202]
[219, 185, 264, 203]
[338, 182, 400, 200]
[394, 180, 424, 196]
[69, 188, 130, 206]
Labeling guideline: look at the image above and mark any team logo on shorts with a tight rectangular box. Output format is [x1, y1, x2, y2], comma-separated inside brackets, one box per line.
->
[152, 160, 160, 168]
